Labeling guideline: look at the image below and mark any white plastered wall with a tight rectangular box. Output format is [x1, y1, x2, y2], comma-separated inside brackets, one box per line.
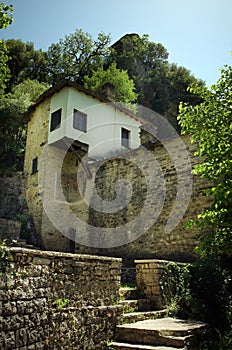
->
[48, 87, 141, 159]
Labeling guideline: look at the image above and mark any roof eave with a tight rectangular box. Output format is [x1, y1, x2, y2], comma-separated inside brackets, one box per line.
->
[28, 80, 145, 124]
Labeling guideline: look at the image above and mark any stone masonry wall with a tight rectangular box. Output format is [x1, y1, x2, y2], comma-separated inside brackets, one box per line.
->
[24, 99, 50, 249]
[135, 259, 185, 309]
[0, 172, 25, 244]
[73, 135, 213, 262]
[0, 247, 122, 349]
[0, 172, 38, 246]
[0, 172, 25, 221]
[0, 219, 21, 242]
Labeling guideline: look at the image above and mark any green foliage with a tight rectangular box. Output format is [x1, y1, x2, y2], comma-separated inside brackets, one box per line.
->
[178, 63, 232, 348]
[189, 258, 232, 350]
[84, 63, 137, 103]
[218, 328, 232, 349]
[0, 2, 13, 29]
[0, 79, 49, 170]
[161, 259, 232, 349]
[5, 39, 48, 90]
[160, 262, 192, 318]
[56, 298, 69, 309]
[109, 33, 204, 131]
[109, 34, 169, 81]
[46, 29, 111, 85]
[179, 63, 232, 259]
[0, 41, 10, 95]
[0, 2, 13, 95]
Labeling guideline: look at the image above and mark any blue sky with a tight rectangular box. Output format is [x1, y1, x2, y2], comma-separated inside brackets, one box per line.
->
[1, 0, 231, 86]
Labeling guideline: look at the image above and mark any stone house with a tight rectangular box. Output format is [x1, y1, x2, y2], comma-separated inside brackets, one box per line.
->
[23, 81, 145, 252]
[23, 81, 212, 262]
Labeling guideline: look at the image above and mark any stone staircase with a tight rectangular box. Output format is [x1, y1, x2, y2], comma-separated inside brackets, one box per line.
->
[109, 287, 207, 350]
[118, 287, 168, 324]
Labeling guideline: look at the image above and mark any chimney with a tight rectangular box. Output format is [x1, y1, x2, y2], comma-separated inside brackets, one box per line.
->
[101, 82, 116, 101]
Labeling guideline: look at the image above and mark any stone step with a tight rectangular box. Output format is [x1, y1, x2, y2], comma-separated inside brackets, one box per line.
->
[122, 309, 168, 324]
[119, 299, 153, 313]
[13, 239, 40, 250]
[110, 342, 186, 350]
[119, 287, 140, 300]
[116, 318, 207, 349]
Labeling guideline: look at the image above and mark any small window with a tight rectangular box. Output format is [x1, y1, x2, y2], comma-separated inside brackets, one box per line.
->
[50, 109, 62, 132]
[32, 157, 38, 174]
[121, 127, 130, 148]
[73, 109, 87, 132]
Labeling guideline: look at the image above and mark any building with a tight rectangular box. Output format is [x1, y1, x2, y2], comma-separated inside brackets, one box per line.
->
[23, 81, 212, 260]
[24, 81, 144, 251]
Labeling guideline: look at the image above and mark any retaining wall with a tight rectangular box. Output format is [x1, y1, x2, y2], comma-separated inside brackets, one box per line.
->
[75, 135, 213, 262]
[135, 259, 185, 309]
[0, 247, 122, 349]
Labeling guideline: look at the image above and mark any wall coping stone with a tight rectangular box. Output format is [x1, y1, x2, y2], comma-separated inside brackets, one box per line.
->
[5, 247, 122, 262]
[135, 259, 184, 264]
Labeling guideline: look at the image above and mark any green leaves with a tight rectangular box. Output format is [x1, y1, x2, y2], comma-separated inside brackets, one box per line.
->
[0, 79, 49, 170]
[84, 63, 137, 103]
[46, 29, 111, 85]
[110, 33, 204, 132]
[0, 2, 13, 95]
[0, 2, 13, 29]
[5, 39, 48, 89]
[178, 63, 232, 259]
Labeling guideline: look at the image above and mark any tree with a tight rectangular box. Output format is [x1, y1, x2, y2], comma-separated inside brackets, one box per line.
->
[0, 2, 12, 28]
[84, 63, 137, 103]
[109, 33, 169, 99]
[0, 2, 13, 95]
[164, 64, 204, 131]
[0, 79, 49, 170]
[178, 63, 232, 259]
[5, 39, 48, 90]
[109, 33, 204, 131]
[178, 64, 232, 349]
[46, 29, 111, 85]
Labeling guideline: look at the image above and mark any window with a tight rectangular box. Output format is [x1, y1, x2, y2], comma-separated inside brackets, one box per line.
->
[32, 157, 38, 174]
[73, 109, 87, 132]
[121, 127, 130, 148]
[50, 109, 62, 132]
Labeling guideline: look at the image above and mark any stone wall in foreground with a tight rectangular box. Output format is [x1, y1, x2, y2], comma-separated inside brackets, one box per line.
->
[0, 247, 122, 349]
[135, 259, 185, 309]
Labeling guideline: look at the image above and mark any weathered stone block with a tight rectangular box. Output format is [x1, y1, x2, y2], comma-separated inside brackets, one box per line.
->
[2, 301, 17, 316]
[2, 330, 15, 349]
[32, 257, 50, 265]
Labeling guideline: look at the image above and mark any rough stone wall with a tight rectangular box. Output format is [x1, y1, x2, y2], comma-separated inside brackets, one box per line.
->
[135, 259, 185, 309]
[74, 135, 213, 262]
[39, 146, 89, 251]
[0, 219, 21, 242]
[24, 99, 50, 247]
[0, 172, 25, 220]
[0, 172, 32, 244]
[0, 247, 122, 349]
[24, 97, 90, 251]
